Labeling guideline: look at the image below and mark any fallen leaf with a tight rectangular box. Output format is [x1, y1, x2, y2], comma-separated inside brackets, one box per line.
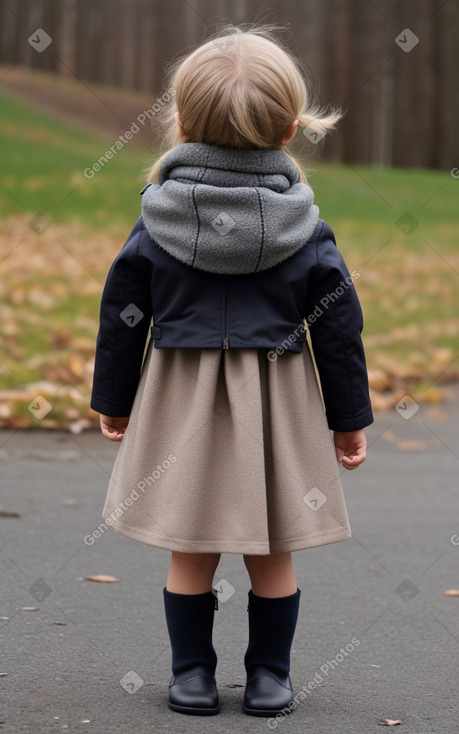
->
[379, 720, 402, 727]
[0, 672, 7, 677]
[443, 589, 459, 597]
[0, 510, 20, 518]
[422, 387, 443, 404]
[223, 683, 244, 688]
[50, 328, 71, 349]
[21, 606, 39, 611]
[84, 575, 119, 583]
[431, 347, 454, 365]
[68, 354, 85, 375]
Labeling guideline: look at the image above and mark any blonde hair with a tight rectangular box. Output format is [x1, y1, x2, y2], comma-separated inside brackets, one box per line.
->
[147, 25, 341, 184]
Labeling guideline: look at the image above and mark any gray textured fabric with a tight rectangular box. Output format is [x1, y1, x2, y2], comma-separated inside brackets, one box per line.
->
[141, 143, 319, 275]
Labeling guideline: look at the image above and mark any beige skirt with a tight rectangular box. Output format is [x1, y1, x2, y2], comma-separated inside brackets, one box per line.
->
[102, 342, 351, 555]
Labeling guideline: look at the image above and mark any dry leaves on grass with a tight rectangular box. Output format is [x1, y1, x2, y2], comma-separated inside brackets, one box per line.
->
[1, 215, 458, 430]
[83, 574, 119, 583]
[0, 216, 115, 429]
[379, 720, 402, 727]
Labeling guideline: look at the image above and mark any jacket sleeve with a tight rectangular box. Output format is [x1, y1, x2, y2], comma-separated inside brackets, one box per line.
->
[90, 218, 153, 417]
[305, 221, 374, 431]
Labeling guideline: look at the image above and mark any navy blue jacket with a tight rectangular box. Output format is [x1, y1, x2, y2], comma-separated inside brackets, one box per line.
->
[91, 217, 373, 431]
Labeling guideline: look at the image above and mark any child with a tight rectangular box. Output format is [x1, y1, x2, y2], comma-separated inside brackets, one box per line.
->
[91, 26, 373, 718]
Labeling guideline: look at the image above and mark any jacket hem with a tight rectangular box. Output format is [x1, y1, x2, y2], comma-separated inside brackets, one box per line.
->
[100, 509, 352, 554]
[152, 342, 304, 352]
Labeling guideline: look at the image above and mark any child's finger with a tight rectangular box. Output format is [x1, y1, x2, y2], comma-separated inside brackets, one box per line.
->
[341, 451, 366, 470]
[101, 425, 125, 441]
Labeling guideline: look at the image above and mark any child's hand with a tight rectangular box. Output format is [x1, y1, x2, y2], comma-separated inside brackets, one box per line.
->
[99, 415, 130, 441]
[333, 429, 367, 470]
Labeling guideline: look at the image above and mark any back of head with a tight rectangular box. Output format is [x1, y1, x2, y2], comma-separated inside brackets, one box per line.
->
[148, 25, 340, 182]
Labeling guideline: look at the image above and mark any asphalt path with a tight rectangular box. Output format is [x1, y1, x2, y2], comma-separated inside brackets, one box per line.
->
[0, 389, 458, 733]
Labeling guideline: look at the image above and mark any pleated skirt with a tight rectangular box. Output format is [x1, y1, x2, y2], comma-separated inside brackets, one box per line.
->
[101, 342, 351, 554]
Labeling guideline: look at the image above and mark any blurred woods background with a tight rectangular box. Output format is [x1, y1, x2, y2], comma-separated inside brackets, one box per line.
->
[1, 0, 458, 167]
[0, 0, 458, 430]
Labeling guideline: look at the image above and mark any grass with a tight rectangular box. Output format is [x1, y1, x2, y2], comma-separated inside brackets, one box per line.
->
[0, 90, 150, 227]
[0, 88, 457, 427]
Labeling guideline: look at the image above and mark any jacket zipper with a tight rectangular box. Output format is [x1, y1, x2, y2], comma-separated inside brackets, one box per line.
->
[222, 278, 230, 349]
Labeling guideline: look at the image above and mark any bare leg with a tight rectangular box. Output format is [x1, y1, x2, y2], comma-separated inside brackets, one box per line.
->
[166, 551, 221, 594]
[243, 551, 297, 597]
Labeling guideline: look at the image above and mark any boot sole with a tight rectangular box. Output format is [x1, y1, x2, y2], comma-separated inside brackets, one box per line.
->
[243, 703, 294, 717]
[168, 702, 221, 716]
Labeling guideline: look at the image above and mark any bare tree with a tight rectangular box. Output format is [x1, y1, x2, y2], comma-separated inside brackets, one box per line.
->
[0, 0, 456, 169]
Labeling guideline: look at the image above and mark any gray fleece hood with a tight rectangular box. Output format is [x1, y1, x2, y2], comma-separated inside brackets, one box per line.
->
[141, 142, 319, 275]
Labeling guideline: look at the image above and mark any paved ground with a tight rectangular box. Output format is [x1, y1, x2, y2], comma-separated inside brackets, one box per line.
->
[1, 389, 458, 733]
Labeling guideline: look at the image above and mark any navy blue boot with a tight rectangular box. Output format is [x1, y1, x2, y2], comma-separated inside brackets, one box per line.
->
[243, 588, 301, 716]
[163, 588, 220, 715]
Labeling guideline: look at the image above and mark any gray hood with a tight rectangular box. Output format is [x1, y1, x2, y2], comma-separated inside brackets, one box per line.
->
[141, 142, 319, 275]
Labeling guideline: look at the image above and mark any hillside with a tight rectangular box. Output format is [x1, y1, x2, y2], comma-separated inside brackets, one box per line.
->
[1, 65, 161, 146]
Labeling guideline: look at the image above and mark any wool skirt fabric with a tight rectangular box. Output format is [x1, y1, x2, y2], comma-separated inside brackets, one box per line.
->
[101, 342, 351, 555]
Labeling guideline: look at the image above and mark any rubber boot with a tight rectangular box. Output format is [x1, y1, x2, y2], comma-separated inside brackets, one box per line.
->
[243, 588, 301, 716]
[163, 587, 220, 715]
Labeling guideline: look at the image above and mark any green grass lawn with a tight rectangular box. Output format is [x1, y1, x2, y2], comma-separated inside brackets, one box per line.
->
[0, 90, 150, 227]
[0, 89, 457, 427]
